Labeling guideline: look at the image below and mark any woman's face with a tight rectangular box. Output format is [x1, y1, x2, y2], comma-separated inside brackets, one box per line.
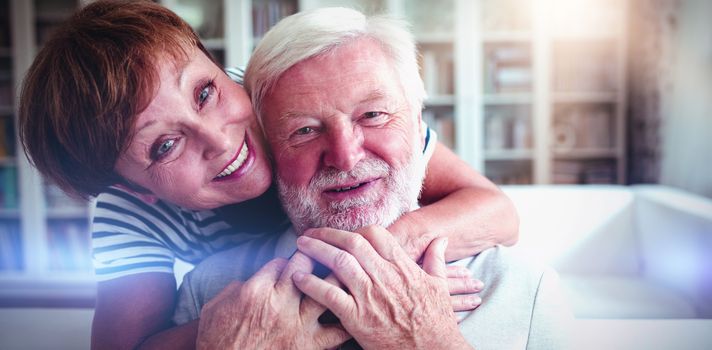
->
[114, 48, 272, 210]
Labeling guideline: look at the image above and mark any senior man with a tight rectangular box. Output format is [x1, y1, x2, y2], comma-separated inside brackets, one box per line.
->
[173, 7, 571, 349]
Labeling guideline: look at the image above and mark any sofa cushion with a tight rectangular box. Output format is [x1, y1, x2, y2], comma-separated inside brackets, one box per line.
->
[561, 275, 697, 318]
[503, 185, 641, 275]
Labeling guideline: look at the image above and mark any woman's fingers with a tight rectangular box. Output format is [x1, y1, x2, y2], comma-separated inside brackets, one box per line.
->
[421, 237, 449, 279]
[450, 294, 482, 312]
[292, 270, 353, 320]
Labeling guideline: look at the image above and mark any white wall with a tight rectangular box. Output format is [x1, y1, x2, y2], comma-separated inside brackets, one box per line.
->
[659, 0, 712, 198]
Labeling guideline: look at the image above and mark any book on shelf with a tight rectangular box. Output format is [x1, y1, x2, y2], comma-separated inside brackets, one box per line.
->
[552, 104, 613, 150]
[485, 160, 533, 185]
[0, 220, 22, 271]
[485, 105, 532, 150]
[420, 47, 454, 97]
[484, 43, 531, 94]
[0, 80, 12, 107]
[47, 219, 92, 272]
[422, 108, 455, 149]
[252, 0, 296, 41]
[552, 160, 616, 184]
[0, 165, 17, 209]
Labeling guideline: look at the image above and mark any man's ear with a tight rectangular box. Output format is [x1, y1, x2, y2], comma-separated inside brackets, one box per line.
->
[115, 183, 159, 204]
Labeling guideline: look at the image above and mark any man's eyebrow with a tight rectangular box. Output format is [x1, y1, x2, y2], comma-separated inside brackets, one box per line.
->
[278, 110, 308, 122]
[359, 90, 387, 104]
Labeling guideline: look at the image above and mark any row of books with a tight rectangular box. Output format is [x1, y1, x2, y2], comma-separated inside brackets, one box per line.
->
[0, 115, 16, 157]
[552, 104, 614, 149]
[0, 77, 12, 107]
[485, 160, 533, 184]
[485, 106, 532, 150]
[0, 220, 22, 271]
[422, 108, 455, 149]
[253, 0, 296, 40]
[0, 165, 16, 209]
[484, 43, 532, 94]
[553, 160, 617, 184]
[46, 219, 92, 272]
[420, 45, 455, 97]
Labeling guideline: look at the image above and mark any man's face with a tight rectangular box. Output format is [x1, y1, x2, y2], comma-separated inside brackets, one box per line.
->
[261, 38, 426, 233]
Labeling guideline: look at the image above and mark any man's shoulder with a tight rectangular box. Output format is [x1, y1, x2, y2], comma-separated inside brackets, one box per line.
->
[454, 245, 551, 286]
[455, 246, 571, 349]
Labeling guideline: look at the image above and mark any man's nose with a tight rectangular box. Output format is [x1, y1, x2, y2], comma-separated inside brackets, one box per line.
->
[323, 124, 365, 171]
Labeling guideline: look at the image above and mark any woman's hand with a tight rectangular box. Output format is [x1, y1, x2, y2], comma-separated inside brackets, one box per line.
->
[196, 253, 350, 350]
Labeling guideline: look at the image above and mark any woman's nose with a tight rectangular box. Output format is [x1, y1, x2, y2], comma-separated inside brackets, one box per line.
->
[199, 122, 231, 160]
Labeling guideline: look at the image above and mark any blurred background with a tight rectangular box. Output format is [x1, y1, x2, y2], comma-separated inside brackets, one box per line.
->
[0, 0, 710, 349]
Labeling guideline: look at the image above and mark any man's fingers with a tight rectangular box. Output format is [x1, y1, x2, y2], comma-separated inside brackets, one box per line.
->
[315, 324, 352, 350]
[303, 228, 385, 273]
[421, 237, 448, 279]
[450, 294, 482, 312]
[293, 271, 353, 320]
[296, 235, 369, 293]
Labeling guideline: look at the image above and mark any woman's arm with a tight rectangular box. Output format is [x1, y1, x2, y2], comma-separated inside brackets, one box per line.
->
[92, 273, 197, 350]
[388, 142, 519, 262]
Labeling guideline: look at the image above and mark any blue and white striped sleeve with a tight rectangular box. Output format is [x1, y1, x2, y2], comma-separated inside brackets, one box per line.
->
[91, 187, 179, 281]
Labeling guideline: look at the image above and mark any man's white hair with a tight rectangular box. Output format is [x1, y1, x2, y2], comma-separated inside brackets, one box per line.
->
[244, 7, 427, 123]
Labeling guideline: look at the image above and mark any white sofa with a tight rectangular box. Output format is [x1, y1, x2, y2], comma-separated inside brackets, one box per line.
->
[502, 185, 712, 319]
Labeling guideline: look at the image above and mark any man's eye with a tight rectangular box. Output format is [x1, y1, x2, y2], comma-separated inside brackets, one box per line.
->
[364, 111, 384, 119]
[151, 138, 176, 161]
[295, 127, 314, 135]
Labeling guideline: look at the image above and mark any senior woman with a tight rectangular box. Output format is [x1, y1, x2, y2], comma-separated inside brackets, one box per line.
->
[18, 0, 518, 348]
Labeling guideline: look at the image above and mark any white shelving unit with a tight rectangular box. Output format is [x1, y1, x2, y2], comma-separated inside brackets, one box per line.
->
[0, 0, 629, 303]
[0, 0, 94, 306]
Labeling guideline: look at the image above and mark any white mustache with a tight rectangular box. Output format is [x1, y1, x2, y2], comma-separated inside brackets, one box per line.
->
[309, 158, 390, 190]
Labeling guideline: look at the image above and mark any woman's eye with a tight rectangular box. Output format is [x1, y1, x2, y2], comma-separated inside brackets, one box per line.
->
[151, 138, 176, 161]
[197, 80, 214, 107]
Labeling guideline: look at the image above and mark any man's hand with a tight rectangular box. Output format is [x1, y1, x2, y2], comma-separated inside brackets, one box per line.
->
[196, 253, 351, 350]
[292, 225, 473, 350]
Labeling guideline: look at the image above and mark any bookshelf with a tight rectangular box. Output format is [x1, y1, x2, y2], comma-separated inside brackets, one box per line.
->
[468, 0, 628, 185]
[0, 0, 303, 304]
[296, 0, 628, 185]
[0, 0, 94, 306]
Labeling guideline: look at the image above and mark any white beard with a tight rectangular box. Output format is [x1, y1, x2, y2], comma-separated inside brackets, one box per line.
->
[277, 147, 427, 234]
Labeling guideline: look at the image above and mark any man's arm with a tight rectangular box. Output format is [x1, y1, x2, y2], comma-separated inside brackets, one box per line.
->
[389, 142, 519, 261]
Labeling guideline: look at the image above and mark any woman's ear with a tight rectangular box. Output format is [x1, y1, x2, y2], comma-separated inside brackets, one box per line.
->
[115, 183, 159, 204]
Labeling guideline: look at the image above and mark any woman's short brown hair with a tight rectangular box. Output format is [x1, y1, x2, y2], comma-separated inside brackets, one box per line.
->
[19, 0, 213, 199]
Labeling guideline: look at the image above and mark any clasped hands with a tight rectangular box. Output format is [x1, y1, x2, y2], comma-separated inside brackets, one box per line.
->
[197, 226, 478, 349]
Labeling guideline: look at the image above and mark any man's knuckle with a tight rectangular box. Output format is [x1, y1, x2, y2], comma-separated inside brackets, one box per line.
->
[344, 234, 365, 251]
[324, 287, 342, 305]
[333, 250, 354, 269]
